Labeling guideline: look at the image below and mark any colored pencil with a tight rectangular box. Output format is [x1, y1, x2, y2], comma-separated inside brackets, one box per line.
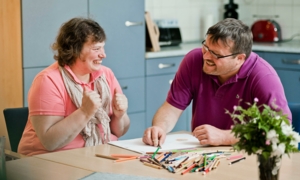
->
[95, 154, 119, 160]
[110, 154, 140, 158]
[228, 157, 246, 165]
[227, 154, 243, 160]
[143, 162, 162, 169]
[114, 156, 137, 163]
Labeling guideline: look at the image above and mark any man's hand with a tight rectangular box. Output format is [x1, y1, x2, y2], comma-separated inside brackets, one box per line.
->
[112, 88, 128, 118]
[192, 124, 237, 146]
[143, 126, 166, 147]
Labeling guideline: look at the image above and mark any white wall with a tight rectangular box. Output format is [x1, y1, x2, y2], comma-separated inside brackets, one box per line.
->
[145, 0, 300, 42]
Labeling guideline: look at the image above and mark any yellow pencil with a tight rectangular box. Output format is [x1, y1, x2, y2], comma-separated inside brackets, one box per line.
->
[143, 162, 161, 169]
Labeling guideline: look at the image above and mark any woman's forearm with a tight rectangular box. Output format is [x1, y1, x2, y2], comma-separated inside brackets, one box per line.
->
[110, 113, 130, 137]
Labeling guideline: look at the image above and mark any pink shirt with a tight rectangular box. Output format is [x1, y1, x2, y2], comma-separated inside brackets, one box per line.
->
[18, 62, 121, 156]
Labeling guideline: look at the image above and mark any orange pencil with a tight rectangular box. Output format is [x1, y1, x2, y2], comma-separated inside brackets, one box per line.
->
[95, 154, 119, 160]
[156, 152, 166, 161]
[110, 154, 140, 158]
[114, 156, 137, 163]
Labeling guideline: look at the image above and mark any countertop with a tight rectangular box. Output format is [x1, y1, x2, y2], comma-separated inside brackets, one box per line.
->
[145, 40, 300, 59]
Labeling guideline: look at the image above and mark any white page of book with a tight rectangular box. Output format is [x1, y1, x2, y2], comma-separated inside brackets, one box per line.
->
[108, 133, 203, 154]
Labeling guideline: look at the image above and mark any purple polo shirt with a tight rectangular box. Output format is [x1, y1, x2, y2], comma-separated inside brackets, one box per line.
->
[167, 48, 291, 131]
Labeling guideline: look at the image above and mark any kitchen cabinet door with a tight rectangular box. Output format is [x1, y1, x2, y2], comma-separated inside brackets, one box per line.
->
[118, 77, 145, 114]
[22, 0, 88, 68]
[23, 67, 46, 106]
[89, 0, 145, 79]
[276, 70, 300, 103]
[146, 74, 189, 132]
[119, 112, 145, 140]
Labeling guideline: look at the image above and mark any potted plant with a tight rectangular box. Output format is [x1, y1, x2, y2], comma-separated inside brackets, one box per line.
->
[226, 98, 300, 180]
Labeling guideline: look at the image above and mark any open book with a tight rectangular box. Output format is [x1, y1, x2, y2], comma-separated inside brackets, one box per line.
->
[108, 132, 203, 154]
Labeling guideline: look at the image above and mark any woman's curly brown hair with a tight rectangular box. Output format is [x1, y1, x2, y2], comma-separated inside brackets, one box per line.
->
[52, 17, 106, 66]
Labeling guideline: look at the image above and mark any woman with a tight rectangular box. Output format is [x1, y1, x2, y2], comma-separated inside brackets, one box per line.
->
[18, 17, 130, 156]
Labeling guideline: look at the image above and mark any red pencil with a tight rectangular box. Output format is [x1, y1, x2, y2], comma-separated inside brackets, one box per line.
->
[181, 163, 197, 175]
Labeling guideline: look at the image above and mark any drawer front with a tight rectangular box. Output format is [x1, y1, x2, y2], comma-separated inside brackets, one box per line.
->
[264, 52, 300, 70]
[146, 56, 184, 76]
[118, 77, 145, 113]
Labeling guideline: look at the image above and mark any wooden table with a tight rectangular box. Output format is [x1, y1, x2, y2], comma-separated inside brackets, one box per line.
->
[33, 144, 300, 180]
[6, 157, 93, 180]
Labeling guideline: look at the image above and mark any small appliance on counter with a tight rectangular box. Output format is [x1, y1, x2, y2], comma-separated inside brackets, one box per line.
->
[154, 19, 182, 47]
[224, 0, 238, 19]
[251, 18, 282, 42]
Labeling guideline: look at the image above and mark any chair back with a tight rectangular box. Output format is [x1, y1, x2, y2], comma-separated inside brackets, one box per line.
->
[0, 136, 7, 180]
[3, 107, 28, 152]
[288, 103, 300, 150]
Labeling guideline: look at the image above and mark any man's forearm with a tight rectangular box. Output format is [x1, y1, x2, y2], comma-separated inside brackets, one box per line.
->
[152, 102, 182, 133]
[223, 130, 239, 145]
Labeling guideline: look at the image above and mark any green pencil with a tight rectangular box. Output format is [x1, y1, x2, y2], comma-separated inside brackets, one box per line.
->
[151, 146, 160, 159]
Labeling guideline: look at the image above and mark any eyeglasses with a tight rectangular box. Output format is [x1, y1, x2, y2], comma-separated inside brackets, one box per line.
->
[201, 40, 240, 59]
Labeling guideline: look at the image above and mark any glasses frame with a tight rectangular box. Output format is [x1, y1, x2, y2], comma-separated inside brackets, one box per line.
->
[201, 40, 240, 59]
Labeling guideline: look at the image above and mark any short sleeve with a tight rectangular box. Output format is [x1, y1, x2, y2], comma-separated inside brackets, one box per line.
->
[28, 72, 66, 116]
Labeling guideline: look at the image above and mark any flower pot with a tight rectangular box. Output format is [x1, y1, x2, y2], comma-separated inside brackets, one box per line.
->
[257, 154, 281, 180]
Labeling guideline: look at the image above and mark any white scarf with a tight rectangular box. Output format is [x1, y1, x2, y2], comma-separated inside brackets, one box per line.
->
[59, 66, 111, 146]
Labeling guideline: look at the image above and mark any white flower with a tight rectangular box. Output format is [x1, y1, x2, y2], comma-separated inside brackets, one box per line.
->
[290, 140, 299, 148]
[251, 118, 257, 123]
[290, 131, 300, 148]
[267, 129, 277, 140]
[275, 115, 280, 120]
[271, 157, 282, 175]
[272, 166, 279, 175]
[272, 143, 286, 157]
[281, 121, 293, 136]
[291, 131, 300, 141]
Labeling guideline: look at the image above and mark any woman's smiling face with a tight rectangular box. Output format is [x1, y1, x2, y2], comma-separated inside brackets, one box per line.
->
[77, 39, 106, 73]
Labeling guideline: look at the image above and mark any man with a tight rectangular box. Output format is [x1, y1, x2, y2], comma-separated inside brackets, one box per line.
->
[142, 18, 291, 147]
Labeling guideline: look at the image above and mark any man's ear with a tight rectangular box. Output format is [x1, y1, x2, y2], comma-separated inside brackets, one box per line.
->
[237, 53, 246, 63]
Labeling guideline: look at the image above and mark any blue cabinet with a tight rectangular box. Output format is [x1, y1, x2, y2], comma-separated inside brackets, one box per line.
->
[256, 51, 300, 103]
[22, 0, 88, 105]
[22, 0, 88, 68]
[21, 0, 146, 139]
[146, 56, 191, 132]
[89, 0, 145, 79]
[88, 1, 146, 139]
[119, 112, 145, 140]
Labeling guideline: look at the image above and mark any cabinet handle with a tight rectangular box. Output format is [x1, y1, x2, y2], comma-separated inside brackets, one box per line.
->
[282, 59, 300, 65]
[121, 86, 128, 90]
[125, 21, 143, 27]
[158, 63, 175, 69]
